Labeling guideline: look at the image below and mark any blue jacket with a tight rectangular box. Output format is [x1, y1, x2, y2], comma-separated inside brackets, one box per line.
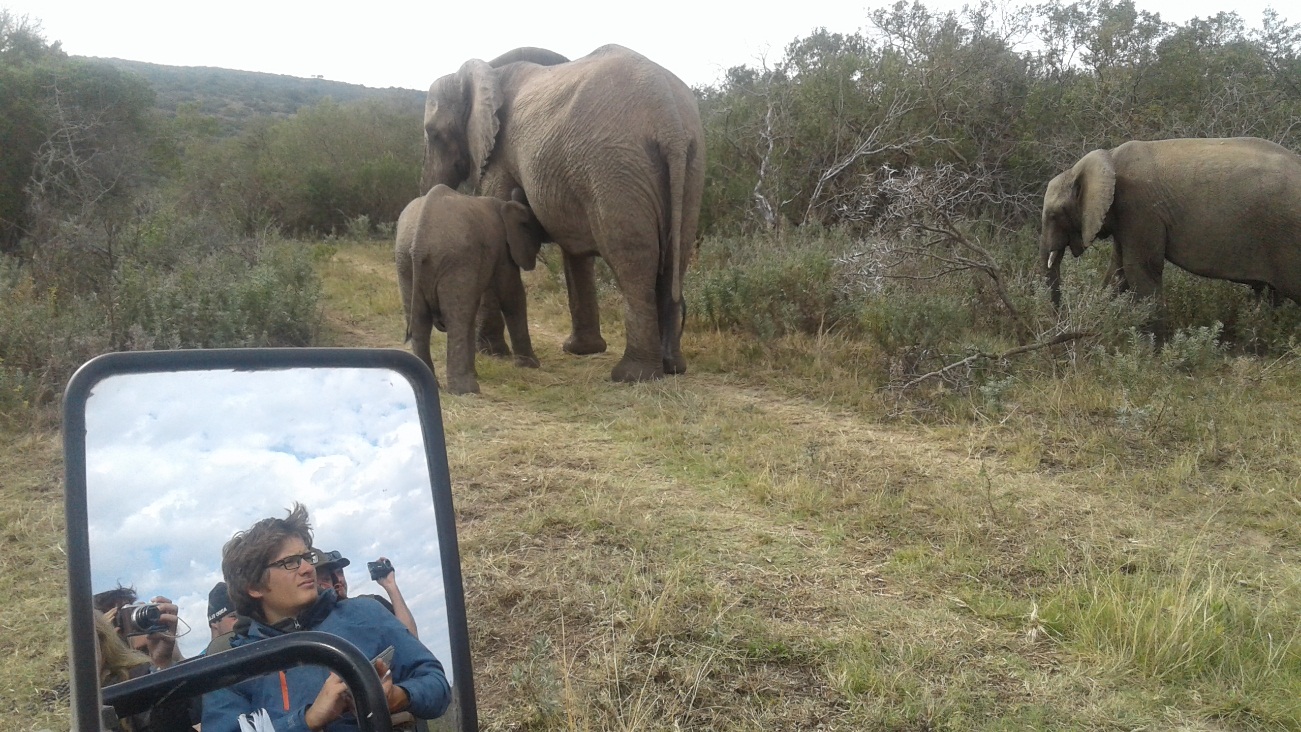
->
[200, 590, 450, 732]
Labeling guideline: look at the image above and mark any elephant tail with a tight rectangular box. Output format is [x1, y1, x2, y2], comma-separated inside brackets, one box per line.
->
[663, 138, 691, 303]
[405, 249, 424, 345]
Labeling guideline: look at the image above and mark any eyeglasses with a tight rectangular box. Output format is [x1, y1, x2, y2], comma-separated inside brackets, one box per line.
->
[265, 552, 317, 572]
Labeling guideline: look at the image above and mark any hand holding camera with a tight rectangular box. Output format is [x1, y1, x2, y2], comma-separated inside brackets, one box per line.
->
[368, 557, 394, 583]
[115, 602, 170, 637]
[112, 596, 181, 669]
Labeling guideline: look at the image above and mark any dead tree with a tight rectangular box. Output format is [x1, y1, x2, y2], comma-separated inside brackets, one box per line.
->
[752, 100, 780, 230]
[841, 163, 1037, 343]
[800, 93, 947, 227]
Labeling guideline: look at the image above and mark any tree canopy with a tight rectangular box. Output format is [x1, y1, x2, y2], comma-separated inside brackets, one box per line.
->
[698, 0, 1301, 234]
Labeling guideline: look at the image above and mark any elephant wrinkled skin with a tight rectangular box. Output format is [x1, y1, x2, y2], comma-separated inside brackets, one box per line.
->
[421, 44, 705, 383]
[396, 185, 545, 395]
[1041, 137, 1301, 309]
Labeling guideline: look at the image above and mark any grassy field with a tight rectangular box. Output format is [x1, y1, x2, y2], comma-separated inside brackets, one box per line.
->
[4, 238, 1299, 730]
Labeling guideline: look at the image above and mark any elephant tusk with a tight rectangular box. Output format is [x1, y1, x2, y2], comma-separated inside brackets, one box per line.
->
[1047, 251, 1057, 271]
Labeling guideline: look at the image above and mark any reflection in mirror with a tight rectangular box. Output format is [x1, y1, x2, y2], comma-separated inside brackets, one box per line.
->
[81, 365, 463, 727]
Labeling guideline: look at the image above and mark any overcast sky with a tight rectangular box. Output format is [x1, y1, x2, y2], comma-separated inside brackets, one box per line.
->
[9, 0, 1291, 91]
[83, 368, 453, 677]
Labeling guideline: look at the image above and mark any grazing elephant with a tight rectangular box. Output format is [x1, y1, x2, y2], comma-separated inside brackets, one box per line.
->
[1041, 137, 1301, 309]
[395, 185, 545, 394]
[421, 44, 705, 383]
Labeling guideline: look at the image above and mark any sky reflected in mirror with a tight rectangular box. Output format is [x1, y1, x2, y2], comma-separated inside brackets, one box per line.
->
[84, 368, 451, 680]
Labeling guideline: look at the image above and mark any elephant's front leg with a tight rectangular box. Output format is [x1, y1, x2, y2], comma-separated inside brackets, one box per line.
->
[499, 268, 540, 368]
[475, 288, 511, 358]
[1117, 227, 1168, 340]
[561, 253, 607, 355]
[444, 299, 482, 395]
[1105, 241, 1128, 293]
[1118, 233, 1164, 300]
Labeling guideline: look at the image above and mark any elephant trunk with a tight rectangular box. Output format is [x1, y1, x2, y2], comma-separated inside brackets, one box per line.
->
[419, 142, 470, 197]
[1044, 243, 1064, 308]
[419, 147, 434, 197]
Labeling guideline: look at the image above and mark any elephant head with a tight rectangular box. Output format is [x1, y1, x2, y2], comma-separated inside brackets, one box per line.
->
[1041, 149, 1116, 305]
[421, 60, 501, 194]
[421, 48, 570, 196]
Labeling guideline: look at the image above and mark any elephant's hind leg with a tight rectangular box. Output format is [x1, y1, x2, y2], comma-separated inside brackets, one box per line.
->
[409, 305, 439, 387]
[475, 289, 512, 358]
[609, 248, 667, 383]
[657, 272, 686, 375]
[501, 268, 540, 369]
[445, 301, 483, 395]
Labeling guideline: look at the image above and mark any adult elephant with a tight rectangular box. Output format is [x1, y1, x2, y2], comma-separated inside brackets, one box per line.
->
[1041, 137, 1301, 309]
[421, 44, 705, 382]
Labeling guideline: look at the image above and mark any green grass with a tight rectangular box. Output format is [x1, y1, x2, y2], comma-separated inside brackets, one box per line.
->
[5, 236, 1301, 730]
[1041, 554, 1301, 726]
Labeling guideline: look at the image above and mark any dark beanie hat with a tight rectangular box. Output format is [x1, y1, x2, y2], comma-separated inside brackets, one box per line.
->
[208, 581, 233, 624]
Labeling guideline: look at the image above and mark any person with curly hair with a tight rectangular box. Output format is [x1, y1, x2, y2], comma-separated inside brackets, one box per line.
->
[201, 503, 450, 731]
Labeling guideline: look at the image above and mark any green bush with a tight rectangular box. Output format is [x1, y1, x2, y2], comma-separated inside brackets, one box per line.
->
[0, 216, 322, 429]
[178, 99, 421, 236]
[1233, 299, 1301, 354]
[1160, 322, 1228, 374]
[857, 290, 972, 359]
[111, 238, 320, 350]
[344, 214, 373, 242]
[691, 230, 863, 339]
[0, 256, 111, 427]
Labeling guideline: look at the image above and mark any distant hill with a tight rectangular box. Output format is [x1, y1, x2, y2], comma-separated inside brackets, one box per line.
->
[86, 57, 425, 133]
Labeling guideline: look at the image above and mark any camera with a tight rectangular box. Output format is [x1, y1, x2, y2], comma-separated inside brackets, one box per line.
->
[116, 602, 167, 637]
[368, 558, 393, 581]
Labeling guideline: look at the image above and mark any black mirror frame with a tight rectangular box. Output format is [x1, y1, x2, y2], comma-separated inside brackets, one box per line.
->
[62, 348, 476, 732]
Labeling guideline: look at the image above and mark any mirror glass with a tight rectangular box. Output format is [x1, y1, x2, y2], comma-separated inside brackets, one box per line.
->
[78, 364, 464, 725]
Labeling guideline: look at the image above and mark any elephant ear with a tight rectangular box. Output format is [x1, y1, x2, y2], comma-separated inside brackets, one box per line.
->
[1074, 149, 1116, 247]
[459, 59, 502, 189]
[501, 200, 543, 272]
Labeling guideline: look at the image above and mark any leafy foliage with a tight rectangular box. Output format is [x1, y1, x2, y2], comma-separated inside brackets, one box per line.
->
[0, 205, 322, 428]
[171, 98, 422, 236]
[698, 0, 1301, 235]
[0, 12, 157, 252]
[0, 16, 328, 428]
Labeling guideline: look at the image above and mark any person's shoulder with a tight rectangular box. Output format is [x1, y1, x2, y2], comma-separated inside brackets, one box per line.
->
[335, 595, 395, 619]
[205, 630, 239, 656]
[357, 593, 395, 614]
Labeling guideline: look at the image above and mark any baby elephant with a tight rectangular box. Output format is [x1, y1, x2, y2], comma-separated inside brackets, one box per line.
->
[396, 185, 545, 394]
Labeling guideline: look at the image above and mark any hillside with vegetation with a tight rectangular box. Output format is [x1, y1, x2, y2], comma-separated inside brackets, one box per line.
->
[93, 57, 424, 133]
[2, 1, 1301, 729]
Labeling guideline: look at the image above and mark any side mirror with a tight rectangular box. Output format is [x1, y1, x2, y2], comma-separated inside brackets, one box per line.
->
[62, 348, 476, 731]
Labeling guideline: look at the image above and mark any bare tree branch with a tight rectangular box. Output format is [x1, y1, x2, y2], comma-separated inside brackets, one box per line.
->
[892, 331, 1094, 391]
[753, 100, 779, 230]
[839, 163, 1036, 342]
[800, 92, 953, 227]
